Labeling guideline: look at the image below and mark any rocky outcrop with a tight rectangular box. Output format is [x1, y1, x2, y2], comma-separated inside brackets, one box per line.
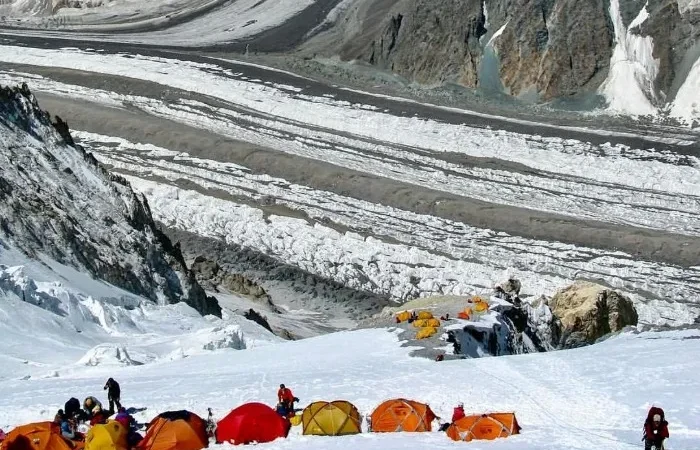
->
[549, 281, 638, 348]
[190, 256, 278, 310]
[447, 280, 560, 357]
[0, 84, 220, 317]
[447, 300, 560, 357]
[359, 0, 486, 87]
[492, 0, 613, 99]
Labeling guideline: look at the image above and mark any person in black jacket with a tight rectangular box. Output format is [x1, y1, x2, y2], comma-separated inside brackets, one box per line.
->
[104, 378, 122, 413]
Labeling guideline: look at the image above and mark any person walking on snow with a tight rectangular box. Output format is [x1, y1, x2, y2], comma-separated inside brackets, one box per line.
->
[644, 407, 669, 450]
[104, 378, 122, 413]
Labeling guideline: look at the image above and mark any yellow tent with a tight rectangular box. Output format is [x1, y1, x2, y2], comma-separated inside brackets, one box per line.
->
[412, 318, 440, 328]
[395, 311, 411, 323]
[301, 401, 361, 436]
[289, 415, 302, 427]
[415, 327, 437, 339]
[474, 301, 489, 313]
[85, 421, 128, 450]
[417, 311, 433, 320]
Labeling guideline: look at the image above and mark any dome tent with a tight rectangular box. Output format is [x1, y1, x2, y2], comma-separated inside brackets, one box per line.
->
[215, 403, 289, 445]
[370, 399, 436, 432]
[301, 401, 361, 436]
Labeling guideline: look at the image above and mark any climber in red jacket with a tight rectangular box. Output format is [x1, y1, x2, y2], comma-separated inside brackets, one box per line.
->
[277, 384, 298, 416]
[452, 403, 465, 423]
[644, 407, 669, 450]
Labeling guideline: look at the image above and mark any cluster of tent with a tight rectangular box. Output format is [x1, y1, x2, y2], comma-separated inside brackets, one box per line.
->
[395, 310, 441, 339]
[0, 400, 519, 448]
[396, 296, 493, 340]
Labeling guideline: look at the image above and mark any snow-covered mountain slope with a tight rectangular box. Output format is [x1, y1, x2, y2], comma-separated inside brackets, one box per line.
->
[0, 84, 220, 316]
[0, 324, 698, 449]
[0, 241, 280, 382]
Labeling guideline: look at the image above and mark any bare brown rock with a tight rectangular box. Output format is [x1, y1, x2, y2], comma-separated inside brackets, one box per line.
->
[550, 281, 638, 348]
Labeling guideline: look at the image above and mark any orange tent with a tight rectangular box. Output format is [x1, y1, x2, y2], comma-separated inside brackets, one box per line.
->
[446, 413, 521, 442]
[0, 422, 82, 450]
[370, 399, 436, 432]
[136, 411, 208, 450]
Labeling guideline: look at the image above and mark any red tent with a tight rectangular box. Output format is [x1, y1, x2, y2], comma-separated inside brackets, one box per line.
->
[215, 403, 290, 445]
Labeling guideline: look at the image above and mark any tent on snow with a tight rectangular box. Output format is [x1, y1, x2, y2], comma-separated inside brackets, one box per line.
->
[85, 421, 127, 450]
[136, 411, 208, 450]
[301, 401, 361, 436]
[215, 403, 290, 445]
[370, 399, 436, 432]
[446, 413, 520, 442]
[0, 422, 82, 450]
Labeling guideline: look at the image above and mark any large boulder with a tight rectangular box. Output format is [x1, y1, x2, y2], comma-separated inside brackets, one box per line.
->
[550, 281, 638, 348]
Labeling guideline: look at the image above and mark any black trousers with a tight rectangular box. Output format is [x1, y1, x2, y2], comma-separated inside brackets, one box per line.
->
[645, 438, 664, 450]
[108, 395, 122, 412]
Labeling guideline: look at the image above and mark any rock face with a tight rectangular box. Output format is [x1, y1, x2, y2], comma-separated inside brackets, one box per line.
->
[0, 84, 220, 317]
[447, 281, 561, 357]
[549, 281, 638, 348]
[310, 0, 699, 109]
[358, 0, 487, 88]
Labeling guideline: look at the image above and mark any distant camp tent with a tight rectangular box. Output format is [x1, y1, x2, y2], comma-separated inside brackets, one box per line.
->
[412, 318, 440, 328]
[85, 421, 128, 450]
[446, 413, 521, 442]
[395, 311, 411, 323]
[474, 301, 489, 313]
[0, 422, 80, 450]
[301, 401, 361, 436]
[457, 307, 473, 320]
[215, 403, 290, 445]
[415, 327, 437, 339]
[370, 399, 436, 432]
[416, 311, 433, 320]
[136, 411, 208, 450]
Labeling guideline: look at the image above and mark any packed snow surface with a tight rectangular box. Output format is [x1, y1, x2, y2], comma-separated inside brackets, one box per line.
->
[0, 315, 699, 449]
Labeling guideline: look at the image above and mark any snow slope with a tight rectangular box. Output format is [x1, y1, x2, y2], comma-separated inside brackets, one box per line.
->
[0, 241, 280, 382]
[0, 323, 698, 449]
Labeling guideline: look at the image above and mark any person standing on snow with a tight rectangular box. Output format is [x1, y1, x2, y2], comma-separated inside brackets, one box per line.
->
[277, 384, 298, 415]
[644, 407, 669, 450]
[104, 378, 122, 413]
[452, 403, 466, 423]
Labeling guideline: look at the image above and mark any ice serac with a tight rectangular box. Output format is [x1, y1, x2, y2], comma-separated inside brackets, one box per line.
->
[0, 84, 221, 317]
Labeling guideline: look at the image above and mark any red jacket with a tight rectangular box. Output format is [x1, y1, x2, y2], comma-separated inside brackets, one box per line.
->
[452, 406, 465, 423]
[278, 387, 294, 403]
[645, 421, 669, 441]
